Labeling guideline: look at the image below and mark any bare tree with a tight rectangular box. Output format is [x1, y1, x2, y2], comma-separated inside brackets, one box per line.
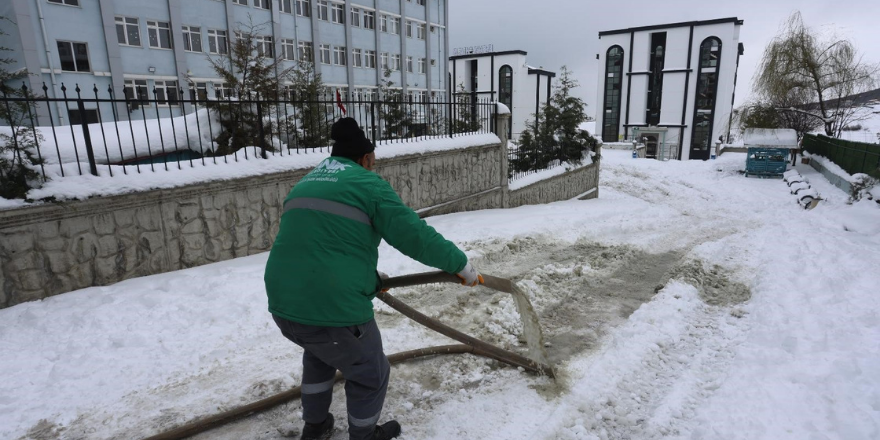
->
[753, 12, 879, 138]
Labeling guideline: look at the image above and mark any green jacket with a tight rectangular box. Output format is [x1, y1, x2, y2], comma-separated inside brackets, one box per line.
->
[264, 156, 468, 327]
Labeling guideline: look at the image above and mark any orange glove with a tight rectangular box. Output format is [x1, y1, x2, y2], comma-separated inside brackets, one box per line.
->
[456, 262, 484, 287]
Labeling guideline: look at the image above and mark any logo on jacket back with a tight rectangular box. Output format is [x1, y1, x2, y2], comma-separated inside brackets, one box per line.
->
[313, 159, 351, 174]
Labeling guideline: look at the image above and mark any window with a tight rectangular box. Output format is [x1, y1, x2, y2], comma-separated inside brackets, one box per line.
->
[255, 35, 274, 57]
[123, 79, 149, 108]
[57, 41, 90, 72]
[232, 0, 247, 5]
[282, 38, 296, 60]
[380, 15, 388, 33]
[296, 0, 310, 16]
[214, 83, 234, 99]
[298, 41, 313, 61]
[115, 17, 141, 46]
[406, 56, 413, 73]
[499, 65, 513, 137]
[182, 26, 202, 52]
[254, 0, 270, 9]
[279, 0, 293, 13]
[417, 0, 425, 5]
[380, 52, 388, 69]
[48, 0, 79, 5]
[191, 82, 209, 101]
[320, 44, 331, 64]
[147, 21, 172, 49]
[391, 54, 401, 71]
[331, 3, 345, 24]
[390, 17, 400, 35]
[417, 23, 426, 40]
[602, 45, 624, 143]
[154, 80, 180, 106]
[67, 108, 99, 124]
[406, 20, 413, 38]
[418, 57, 426, 74]
[365, 50, 376, 68]
[645, 32, 666, 126]
[352, 48, 363, 67]
[207, 29, 228, 54]
[689, 37, 722, 160]
[350, 7, 361, 27]
[363, 11, 375, 30]
[317, 0, 329, 20]
[333, 46, 346, 66]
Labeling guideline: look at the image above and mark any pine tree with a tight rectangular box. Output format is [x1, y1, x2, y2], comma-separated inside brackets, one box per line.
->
[286, 60, 331, 149]
[0, 16, 45, 199]
[206, 21, 295, 157]
[377, 68, 409, 139]
[450, 83, 482, 134]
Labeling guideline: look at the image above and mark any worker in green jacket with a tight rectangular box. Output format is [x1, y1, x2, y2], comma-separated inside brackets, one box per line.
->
[265, 117, 483, 440]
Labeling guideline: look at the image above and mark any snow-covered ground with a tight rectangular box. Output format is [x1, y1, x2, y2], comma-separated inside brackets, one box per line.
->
[2, 151, 879, 440]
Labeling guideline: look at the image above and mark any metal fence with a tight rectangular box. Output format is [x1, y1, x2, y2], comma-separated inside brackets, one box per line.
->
[802, 133, 880, 179]
[0, 82, 497, 181]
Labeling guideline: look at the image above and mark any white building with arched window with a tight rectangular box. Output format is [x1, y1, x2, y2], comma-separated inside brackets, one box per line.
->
[449, 50, 554, 139]
[596, 18, 744, 160]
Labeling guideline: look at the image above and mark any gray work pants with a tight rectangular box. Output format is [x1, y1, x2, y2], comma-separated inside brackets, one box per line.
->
[273, 315, 390, 440]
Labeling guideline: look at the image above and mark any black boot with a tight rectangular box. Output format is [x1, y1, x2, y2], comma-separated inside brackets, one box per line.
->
[301, 414, 335, 440]
[371, 420, 401, 440]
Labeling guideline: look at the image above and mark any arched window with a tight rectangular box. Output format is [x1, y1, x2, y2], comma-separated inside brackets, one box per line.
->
[499, 65, 513, 137]
[689, 37, 722, 160]
[602, 46, 624, 142]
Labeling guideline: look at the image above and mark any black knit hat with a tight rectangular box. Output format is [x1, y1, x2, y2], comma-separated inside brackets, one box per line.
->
[330, 117, 375, 158]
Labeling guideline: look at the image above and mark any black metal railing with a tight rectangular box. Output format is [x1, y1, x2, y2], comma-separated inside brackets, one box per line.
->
[803, 133, 880, 179]
[0, 82, 497, 181]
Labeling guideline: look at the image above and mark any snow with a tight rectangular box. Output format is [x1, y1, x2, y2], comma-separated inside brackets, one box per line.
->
[2, 150, 879, 440]
[508, 158, 594, 191]
[495, 102, 511, 115]
[0, 133, 499, 207]
[742, 128, 799, 148]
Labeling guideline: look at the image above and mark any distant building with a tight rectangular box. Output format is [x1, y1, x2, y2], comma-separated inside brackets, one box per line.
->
[449, 49, 554, 139]
[0, 0, 449, 125]
[596, 17, 744, 160]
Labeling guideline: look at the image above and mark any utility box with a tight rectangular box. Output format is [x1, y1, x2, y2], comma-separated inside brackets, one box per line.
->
[742, 129, 799, 178]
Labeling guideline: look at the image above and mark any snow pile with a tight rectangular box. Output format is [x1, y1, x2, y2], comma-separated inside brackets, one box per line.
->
[742, 128, 798, 148]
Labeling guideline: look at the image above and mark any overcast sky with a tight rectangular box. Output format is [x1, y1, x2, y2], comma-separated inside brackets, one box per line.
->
[449, 0, 879, 118]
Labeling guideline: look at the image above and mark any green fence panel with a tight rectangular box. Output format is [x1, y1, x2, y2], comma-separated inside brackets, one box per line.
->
[803, 134, 880, 179]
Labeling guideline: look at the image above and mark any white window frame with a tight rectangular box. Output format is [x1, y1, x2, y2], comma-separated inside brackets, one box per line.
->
[320, 44, 331, 64]
[365, 50, 376, 69]
[417, 23, 426, 40]
[207, 29, 228, 55]
[391, 53, 401, 71]
[380, 14, 388, 33]
[296, 0, 310, 16]
[282, 38, 296, 60]
[380, 52, 388, 69]
[255, 35, 274, 58]
[350, 7, 361, 27]
[390, 17, 400, 35]
[406, 20, 413, 38]
[279, 0, 293, 13]
[147, 20, 172, 49]
[352, 48, 363, 67]
[418, 57, 426, 74]
[331, 3, 345, 24]
[253, 0, 270, 9]
[153, 80, 181, 107]
[317, 0, 329, 21]
[115, 16, 141, 47]
[298, 41, 313, 61]
[182, 25, 202, 53]
[363, 10, 375, 30]
[57, 40, 90, 72]
[333, 46, 347, 66]
[232, 0, 247, 5]
[123, 79, 150, 103]
[406, 56, 413, 73]
[48, 0, 79, 6]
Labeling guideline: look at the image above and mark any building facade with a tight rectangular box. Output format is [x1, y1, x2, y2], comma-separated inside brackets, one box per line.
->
[449, 50, 554, 139]
[1, 0, 449, 125]
[596, 17, 743, 160]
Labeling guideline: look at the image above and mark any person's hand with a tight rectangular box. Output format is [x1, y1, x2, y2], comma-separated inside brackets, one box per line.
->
[456, 262, 484, 287]
[378, 271, 389, 292]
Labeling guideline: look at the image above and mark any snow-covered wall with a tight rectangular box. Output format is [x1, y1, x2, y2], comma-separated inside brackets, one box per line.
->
[0, 123, 600, 308]
[509, 162, 599, 208]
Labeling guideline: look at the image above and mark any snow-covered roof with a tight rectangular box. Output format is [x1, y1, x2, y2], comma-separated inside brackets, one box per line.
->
[742, 128, 798, 148]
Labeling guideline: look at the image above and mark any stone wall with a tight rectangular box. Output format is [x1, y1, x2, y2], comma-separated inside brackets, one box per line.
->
[509, 162, 600, 208]
[0, 132, 601, 309]
[0, 143, 501, 308]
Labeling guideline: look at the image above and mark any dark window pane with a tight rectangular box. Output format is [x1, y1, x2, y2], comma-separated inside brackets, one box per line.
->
[57, 41, 76, 71]
[74, 43, 89, 71]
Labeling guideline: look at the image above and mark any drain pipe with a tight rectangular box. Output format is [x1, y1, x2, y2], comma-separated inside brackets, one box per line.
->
[35, 0, 65, 125]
